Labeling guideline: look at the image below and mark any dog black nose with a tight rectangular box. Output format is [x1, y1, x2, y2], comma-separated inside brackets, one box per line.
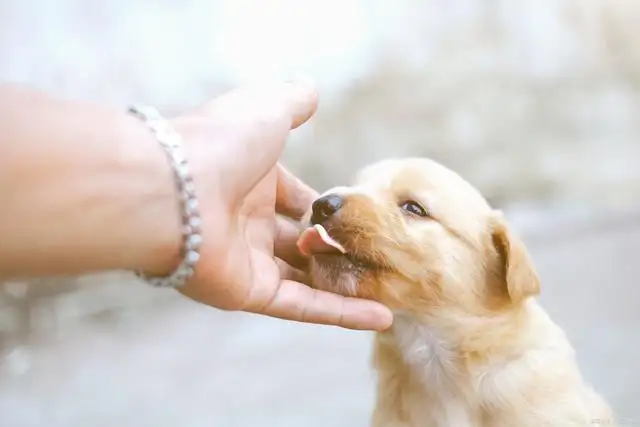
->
[310, 194, 344, 225]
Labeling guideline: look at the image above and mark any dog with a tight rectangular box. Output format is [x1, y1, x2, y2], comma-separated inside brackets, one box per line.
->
[297, 158, 615, 427]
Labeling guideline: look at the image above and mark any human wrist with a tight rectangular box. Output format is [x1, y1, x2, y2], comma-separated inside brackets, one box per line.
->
[115, 110, 185, 278]
[124, 106, 205, 287]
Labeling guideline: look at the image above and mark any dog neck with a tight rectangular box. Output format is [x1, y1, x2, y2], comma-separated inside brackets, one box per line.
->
[383, 311, 461, 387]
[388, 311, 456, 370]
[382, 300, 546, 383]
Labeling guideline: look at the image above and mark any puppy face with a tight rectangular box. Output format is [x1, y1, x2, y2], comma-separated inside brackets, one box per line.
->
[298, 158, 540, 317]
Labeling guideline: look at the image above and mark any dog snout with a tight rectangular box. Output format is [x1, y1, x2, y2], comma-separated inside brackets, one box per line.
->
[310, 193, 344, 225]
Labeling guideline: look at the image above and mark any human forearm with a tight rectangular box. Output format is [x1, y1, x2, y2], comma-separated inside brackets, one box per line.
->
[0, 84, 181, 280]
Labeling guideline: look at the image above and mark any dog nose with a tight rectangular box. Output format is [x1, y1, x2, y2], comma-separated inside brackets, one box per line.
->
[310, 193, 344, 224]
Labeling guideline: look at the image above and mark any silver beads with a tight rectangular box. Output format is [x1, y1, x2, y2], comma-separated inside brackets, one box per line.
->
[128, 105, 202, 289]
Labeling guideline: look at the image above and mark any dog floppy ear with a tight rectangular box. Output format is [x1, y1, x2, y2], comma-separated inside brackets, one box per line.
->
[488, 211, 540, 305]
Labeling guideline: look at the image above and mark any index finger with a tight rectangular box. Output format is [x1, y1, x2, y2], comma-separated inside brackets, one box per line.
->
[207, 80, 319, 131]
[276, 163, 318, 220]
[251, 279, 394, 331]
[201, 81, 319, 199]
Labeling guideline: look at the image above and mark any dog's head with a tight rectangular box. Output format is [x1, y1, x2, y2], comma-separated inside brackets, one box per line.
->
[297, 158, 540, 318]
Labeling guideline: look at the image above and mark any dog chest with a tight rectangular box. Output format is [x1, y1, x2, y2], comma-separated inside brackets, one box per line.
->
[388, 316, 482, 426]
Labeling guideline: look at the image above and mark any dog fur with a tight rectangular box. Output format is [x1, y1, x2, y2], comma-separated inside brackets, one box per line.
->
[302, 158, 615, 427]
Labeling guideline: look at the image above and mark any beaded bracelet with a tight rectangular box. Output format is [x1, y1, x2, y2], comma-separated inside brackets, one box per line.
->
[127, 105, 202, 288]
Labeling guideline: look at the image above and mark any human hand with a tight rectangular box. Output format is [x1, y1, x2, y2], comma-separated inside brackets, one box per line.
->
[162, 81, 393, 331]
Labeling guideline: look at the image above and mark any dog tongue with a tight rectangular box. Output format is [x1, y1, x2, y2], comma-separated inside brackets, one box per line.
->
[297, 224, 347, 256]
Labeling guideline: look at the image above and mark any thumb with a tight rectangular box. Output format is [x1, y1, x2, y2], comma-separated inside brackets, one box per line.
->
[204, 80, 318, 196]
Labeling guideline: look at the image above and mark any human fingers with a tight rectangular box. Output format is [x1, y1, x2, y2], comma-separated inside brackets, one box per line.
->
[208, 79, 318, 131]
[202, 81, 318, 197]
[275, 258, 309, 284]
[274, 215, 308, 269]
[250, 279, 394, 331]
[275, 163, 318, 221]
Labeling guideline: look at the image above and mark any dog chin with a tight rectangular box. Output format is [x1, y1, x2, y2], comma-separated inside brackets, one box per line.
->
[309, 254, 364, 297]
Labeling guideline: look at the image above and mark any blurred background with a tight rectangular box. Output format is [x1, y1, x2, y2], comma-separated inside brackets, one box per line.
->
[0, 0, 639, 426]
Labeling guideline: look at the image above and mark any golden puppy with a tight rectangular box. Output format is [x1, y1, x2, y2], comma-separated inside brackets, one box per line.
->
[297, 158, 615, 427]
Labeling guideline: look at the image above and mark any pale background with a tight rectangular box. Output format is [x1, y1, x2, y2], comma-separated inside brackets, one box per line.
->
[0, 1, 639, 426]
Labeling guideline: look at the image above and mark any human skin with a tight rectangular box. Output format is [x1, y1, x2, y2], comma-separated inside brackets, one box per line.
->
[0, 81, 393, 331]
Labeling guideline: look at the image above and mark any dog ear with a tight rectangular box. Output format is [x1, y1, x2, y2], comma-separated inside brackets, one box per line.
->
[488, 211, 540, 305]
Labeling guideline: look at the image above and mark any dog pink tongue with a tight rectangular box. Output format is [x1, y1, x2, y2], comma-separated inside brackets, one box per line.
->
[297, 224, 346, 256]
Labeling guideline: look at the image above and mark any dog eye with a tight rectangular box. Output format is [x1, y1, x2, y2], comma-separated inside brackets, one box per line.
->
[400, 200, 429, 218]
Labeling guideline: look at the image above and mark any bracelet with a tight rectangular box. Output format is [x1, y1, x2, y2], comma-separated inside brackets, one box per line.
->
[127, 105, 202, 288]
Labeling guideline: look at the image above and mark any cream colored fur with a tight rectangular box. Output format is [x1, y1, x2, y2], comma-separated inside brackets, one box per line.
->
[305, 158, 615, 427]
